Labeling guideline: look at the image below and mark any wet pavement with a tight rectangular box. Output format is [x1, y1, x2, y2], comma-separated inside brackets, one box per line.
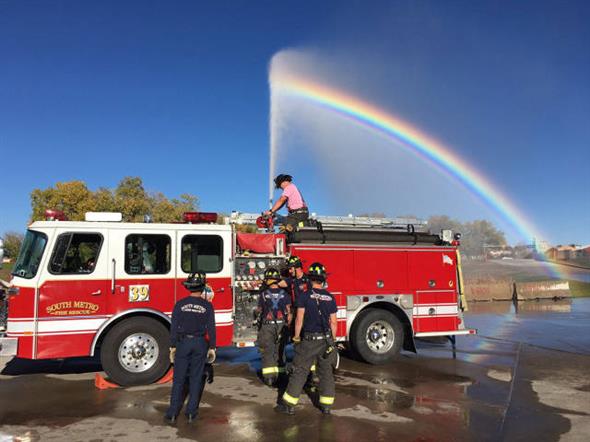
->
[1, 299, 590, 442]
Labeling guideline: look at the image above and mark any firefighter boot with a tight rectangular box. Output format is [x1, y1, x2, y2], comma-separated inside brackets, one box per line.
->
[320, 406, 331, 415]
[263, 375, 277, 387]
[186, 412, 199, 424]
[274, 403, 295, 415]
[164, 414, 177, 425]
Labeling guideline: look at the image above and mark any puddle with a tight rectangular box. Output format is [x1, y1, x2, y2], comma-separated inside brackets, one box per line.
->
[332, 404, 413, 423]
[0, 417, 192, 442]
[464, 298, 590, 356]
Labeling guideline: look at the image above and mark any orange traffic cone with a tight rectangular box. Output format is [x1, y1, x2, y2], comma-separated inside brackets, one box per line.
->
[157, 368, 174, 384]
[94, 367, 174, 390]
[94, 372, 120, 390]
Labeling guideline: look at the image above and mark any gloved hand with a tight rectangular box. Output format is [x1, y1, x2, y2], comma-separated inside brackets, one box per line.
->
[292, 336, 301, 344]
[204, 364, 215, 384]
[169, 347, 176, 364]
[207, 348, 216, 364]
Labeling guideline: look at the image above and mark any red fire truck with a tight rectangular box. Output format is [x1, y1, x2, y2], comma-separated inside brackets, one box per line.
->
[0, 210, 474, 386]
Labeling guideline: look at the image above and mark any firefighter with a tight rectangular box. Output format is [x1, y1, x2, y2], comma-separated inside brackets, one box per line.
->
[279, 255, 318, 380]
[257, 267, 292, 386]
[265, 174, 309, 231]
[276, 263, 338, 415]
[165, 272, 216, 424]
[280, 255, 309, 304]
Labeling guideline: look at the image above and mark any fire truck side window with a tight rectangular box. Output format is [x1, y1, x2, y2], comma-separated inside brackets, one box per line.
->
[49, 233, 103, 275]
[181, 235, 223, 274]
[125, 234, 171, 275]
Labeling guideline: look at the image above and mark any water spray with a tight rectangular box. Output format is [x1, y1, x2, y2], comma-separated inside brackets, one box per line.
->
[268, 61, 276, 209]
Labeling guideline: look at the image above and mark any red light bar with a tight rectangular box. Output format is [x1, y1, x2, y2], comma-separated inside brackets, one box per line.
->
[45, 209, 67, 221]
[183, 212, 218, 224]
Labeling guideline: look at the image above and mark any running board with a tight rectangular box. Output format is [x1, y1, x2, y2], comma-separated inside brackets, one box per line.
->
[415, 329, 477, 338]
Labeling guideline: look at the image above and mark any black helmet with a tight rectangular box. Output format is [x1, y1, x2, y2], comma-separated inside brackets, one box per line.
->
[287, 255, 302, 268]
[274, 174, 292, 189]
[264, 267, 281, 283]
[183, 271, 207, 292]
[307, 262, 327, 282]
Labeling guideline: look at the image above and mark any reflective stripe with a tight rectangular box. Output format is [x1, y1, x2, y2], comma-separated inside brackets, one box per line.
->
[319, 396, 334, 405]
[262, 366, 279, 375]
[283, 392, 299, 405]
[278, 367, 287, 373]
[310, 364, 316, 372]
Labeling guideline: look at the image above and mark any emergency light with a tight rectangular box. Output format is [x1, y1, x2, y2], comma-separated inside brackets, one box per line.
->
[183, 212, 218, 224]
[44, 209, 67, 221]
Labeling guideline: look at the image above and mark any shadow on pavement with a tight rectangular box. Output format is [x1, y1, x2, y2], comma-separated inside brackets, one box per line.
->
[1, 356, 102, 376]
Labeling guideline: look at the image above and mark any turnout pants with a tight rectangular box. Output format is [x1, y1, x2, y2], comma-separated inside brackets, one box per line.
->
[282, 337, 336, 408]
[258, 322, 288, 379]
[167, 336, 207, 417]
[277, 208, 309, 231]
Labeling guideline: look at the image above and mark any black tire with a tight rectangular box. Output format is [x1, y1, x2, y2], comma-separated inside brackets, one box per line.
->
[100, 316, 170, 386]
[351, 308, 404, 365]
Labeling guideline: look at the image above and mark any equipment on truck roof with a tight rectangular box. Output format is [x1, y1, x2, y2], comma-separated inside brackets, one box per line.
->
[230, 212, 438, 245]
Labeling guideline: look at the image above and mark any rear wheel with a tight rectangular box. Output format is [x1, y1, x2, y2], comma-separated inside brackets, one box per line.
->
[351, 308, 404, 364]
[100, 317, 170, 386]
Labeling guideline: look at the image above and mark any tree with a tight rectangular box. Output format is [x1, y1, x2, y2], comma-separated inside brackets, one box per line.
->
[150, 193, 198, 223]
[2, 232, 24, 259]
[30, 177, 198, 223]
[427, 215, 463, 236]
[93, 187, 116, 212]
[427, 215, 506, 257]
[30, 180, 94, 221]
[114, 177, 151, 222]
[460, 220, 506, 257]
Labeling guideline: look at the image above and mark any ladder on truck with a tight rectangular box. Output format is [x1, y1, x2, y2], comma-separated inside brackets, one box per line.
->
[229, 212, 428, 231]
[229, 212, 440, 245]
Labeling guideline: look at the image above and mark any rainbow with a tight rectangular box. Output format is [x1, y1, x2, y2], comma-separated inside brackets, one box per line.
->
[271, 74, 563, 279]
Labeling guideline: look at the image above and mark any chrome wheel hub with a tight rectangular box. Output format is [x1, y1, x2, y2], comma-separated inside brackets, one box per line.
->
[365, 321, 395, 354]
[118, 333, 159, 373]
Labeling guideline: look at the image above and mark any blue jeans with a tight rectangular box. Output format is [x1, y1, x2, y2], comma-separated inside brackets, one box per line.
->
[166, 336, 207, 417]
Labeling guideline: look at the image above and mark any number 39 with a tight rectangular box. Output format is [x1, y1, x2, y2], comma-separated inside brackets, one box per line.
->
[129, 285, 150, 302]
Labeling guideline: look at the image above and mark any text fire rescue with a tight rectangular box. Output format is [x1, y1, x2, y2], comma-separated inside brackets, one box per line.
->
[46, 301, 100, 316]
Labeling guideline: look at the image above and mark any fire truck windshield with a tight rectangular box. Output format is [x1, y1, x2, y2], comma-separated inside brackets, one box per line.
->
[11, 230, 48, 279]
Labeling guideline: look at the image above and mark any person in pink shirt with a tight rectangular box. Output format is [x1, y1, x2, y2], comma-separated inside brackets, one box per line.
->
[265, 174, 309, 231]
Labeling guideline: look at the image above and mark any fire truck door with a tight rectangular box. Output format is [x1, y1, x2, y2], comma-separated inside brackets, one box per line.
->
[175, 231, 233, 346]
[36, 228, 110, 359]
[107, 230, 177, 318]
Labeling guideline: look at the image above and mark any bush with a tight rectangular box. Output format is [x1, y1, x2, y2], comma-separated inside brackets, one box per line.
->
[2, 232, 24, 259]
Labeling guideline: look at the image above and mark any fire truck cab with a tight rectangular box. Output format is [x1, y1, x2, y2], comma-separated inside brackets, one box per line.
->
[1, 210, 474, 386]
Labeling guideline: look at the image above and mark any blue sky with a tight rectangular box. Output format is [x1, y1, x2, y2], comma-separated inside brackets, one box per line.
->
[0, 1, 589, 245]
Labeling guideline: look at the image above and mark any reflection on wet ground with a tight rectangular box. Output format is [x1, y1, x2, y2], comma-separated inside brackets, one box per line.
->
[1, 299, 589, 441]
[463, 298, 590, 355]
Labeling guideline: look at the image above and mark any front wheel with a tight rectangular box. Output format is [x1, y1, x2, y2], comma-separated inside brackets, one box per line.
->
[351, 309, 404, 364]
[100, 317, 170, 386]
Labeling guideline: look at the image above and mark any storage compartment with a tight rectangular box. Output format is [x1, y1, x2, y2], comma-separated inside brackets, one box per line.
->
[232, 255, 286, 343]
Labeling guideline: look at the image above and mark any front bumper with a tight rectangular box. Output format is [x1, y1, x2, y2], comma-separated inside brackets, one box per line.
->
[0, 337, 17, 356]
